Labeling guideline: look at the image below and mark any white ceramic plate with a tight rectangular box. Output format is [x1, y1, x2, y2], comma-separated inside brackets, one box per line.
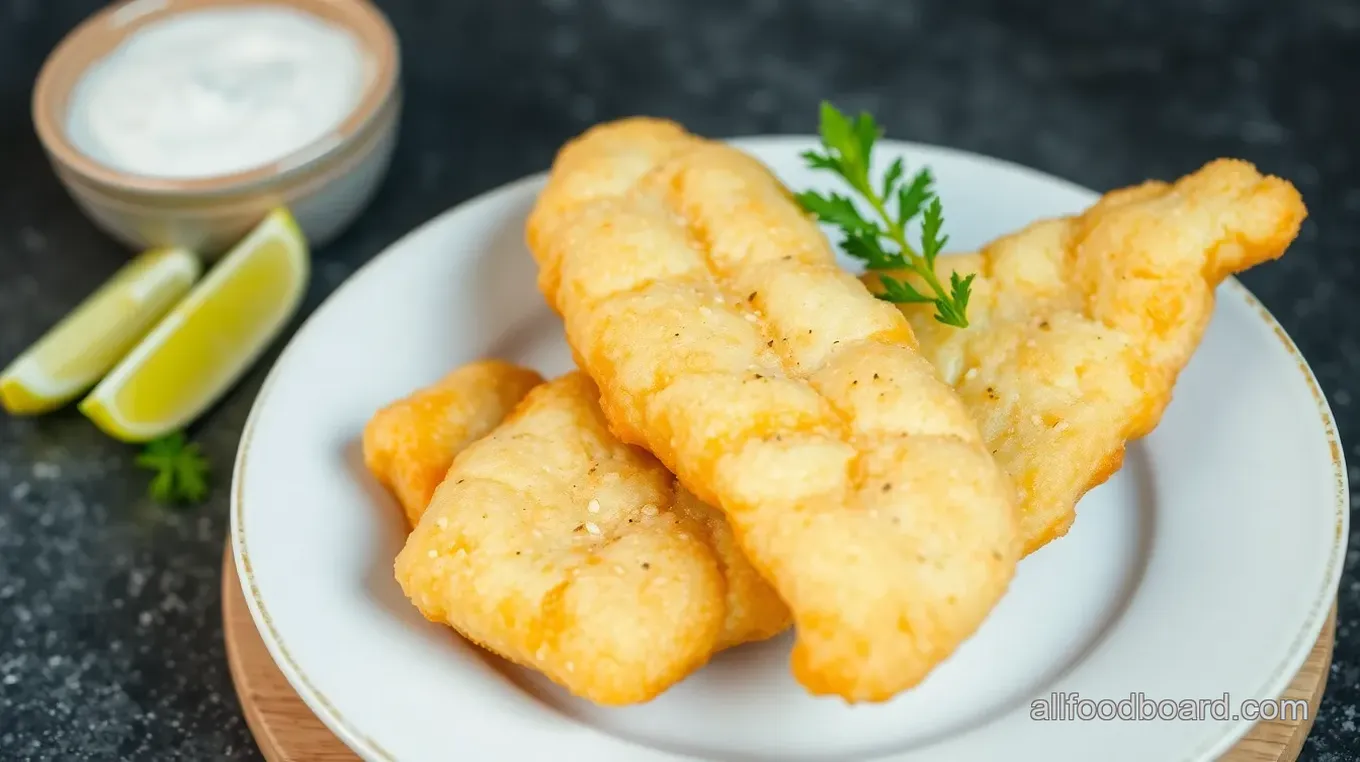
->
[231, 138, 1347, 762]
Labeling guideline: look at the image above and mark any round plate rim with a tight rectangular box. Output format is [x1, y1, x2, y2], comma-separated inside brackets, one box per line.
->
[230, 136, 1350, 762]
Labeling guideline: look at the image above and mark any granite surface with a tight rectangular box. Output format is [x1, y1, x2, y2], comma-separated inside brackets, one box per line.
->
[1, 0, 1358, 759]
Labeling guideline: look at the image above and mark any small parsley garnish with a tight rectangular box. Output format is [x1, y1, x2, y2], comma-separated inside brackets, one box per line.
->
[795, 101, 974, 327]
[135, 432, 210, 505]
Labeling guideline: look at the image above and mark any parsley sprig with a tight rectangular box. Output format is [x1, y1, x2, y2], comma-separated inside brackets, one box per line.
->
[795, 101, 974, 327]
[135, 432, 210, 505]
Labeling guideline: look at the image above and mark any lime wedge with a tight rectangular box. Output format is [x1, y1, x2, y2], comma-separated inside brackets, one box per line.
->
[0, 248, 202, 415]
[79, 209, 310, 442]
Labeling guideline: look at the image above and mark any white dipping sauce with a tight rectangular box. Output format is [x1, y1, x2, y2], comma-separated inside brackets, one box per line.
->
[66, 6, 367, 180]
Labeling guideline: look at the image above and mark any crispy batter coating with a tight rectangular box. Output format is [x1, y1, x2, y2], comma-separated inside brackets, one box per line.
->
[362, 360, 544, 526]
[393, 371, 790, 706]
[526, 119, 1020, 702]
[867, 159, 1306, 555]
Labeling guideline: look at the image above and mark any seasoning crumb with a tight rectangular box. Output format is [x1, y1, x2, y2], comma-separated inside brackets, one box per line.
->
[748, 291, 758, 301]
[745, 313, 758, 323]
[587, 499, 601, 513]
[767, 340, 774, 347]
[573, 524, 585, 532]
[585, 522, 601, 535]
[641, 562, 651, 570]
[427, 550, 437, 559]
[435, 517, 448, 529]
[882, 482, 892, 492]
[642, 504, 659, 516]
[873, 373, 880, 380]
[1039, 320, 1050, 330]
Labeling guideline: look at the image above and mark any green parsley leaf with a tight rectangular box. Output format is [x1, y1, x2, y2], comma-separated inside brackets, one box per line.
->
[878, 276, 934, 304]
[948, 272, 976, 324]
[135, 432, 211, 506]
[920, 197, 948, 268]
[841, 230, 897, 270]
[797, 101, 972, 327]
[881, 157, 905, 200]
[794, 191, 876, 234]
[896, 168, 933, 228]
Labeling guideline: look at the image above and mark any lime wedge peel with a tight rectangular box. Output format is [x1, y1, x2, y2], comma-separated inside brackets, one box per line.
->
[0, 247, 202, 415]
[79, 208, 310, 442]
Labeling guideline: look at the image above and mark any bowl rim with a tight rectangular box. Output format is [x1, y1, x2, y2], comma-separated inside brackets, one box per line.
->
[31, 0, 401, 196]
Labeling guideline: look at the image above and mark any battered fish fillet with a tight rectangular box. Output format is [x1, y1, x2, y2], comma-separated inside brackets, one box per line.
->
[362, 360, 544, 526]
[866, 159, 1306, 556]
[393, 370, 791, 706]
[526, 119, 1021, 702]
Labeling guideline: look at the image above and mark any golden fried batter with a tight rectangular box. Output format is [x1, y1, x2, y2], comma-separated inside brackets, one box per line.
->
[393, 371, 790, 706]
[527, 119, 1020, 702]
[362, 360, 544, 526]
[867, 159, 1306, 555]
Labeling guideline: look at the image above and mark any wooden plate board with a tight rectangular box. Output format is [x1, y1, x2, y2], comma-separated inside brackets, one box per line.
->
[222, 551, 1336, 762]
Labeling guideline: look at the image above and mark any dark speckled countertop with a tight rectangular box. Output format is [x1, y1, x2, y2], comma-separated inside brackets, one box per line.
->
[1, 0, 1357, 759]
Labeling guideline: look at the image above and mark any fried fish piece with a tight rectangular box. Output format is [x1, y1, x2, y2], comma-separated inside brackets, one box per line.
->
[526, 119, 1020, 702]
[363, 359, 544, 526]
[867, 159, 1306, 555]
[393, 370, 790, 706]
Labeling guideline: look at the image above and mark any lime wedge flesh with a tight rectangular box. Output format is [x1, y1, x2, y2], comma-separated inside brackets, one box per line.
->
[79, 209, 310, 442]
[0, 248, 202, 415]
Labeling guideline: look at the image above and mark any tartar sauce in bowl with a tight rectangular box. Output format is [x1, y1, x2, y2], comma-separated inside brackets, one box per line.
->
[32, 0, 400, 253]
[65, 5, 367, 180]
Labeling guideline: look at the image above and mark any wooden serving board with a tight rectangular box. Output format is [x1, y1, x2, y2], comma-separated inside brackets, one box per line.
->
[222, 551, 1336, 761]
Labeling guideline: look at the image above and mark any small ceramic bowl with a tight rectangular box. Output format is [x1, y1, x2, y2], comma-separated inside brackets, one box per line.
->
[32, 0, 401, 255]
